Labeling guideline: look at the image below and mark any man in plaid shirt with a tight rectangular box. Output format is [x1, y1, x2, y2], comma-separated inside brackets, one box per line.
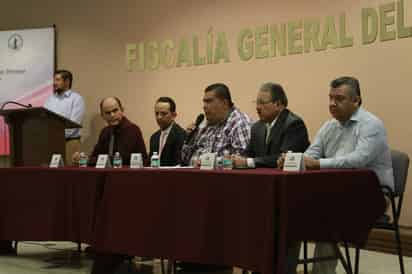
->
[181, 83, 252, 166]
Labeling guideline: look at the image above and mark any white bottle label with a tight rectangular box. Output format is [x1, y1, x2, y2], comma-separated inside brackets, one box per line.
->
[200, 153, 216, 170]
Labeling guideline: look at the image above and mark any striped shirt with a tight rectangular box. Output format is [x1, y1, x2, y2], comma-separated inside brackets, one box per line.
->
[181, 107, 252, 165]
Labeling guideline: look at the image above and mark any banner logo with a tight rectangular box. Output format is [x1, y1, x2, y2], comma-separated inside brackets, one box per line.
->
[8, 34, 23, 51]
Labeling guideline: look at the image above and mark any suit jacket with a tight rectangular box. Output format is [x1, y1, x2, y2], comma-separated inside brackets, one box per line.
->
[246, 109, 310, 168]
[149, 123, 186, 166]
[90, 116, 148, 166]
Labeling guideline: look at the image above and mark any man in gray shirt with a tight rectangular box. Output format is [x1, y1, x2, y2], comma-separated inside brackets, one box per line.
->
[303, 76, 393, 274]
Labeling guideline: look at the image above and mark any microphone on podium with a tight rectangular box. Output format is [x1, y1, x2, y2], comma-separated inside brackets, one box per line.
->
[0, 101, 32, 110]
[185, 113, 204, 144]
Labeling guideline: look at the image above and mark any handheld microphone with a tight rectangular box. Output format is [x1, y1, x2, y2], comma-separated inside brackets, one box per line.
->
[185, 113, 204, 144]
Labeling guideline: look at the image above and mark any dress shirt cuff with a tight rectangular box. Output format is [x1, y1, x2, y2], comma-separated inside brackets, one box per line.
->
[247, 158, 255, 168]
[65, 129, 80, 139]
[319, 158, 335, 169]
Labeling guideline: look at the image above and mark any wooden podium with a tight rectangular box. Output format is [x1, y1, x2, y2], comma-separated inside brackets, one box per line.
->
[0, 107, 81, 167]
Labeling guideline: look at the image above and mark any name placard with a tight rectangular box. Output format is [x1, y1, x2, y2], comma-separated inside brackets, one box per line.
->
[130, 153, 143, 168]
[283, 152, 305, 172]
[96, 154, 111, 168]
[49, 154, 64, 168]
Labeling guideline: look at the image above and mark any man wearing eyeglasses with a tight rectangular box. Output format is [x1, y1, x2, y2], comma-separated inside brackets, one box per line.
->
[233, 82, 310, 169]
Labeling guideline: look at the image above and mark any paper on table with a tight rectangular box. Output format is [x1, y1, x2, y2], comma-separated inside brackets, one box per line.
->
[144, 165, 193, 169]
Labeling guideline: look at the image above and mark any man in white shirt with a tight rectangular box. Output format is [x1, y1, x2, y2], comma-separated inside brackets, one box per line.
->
[279, 76, 393, 274]
[44, 70, 85, 165]
[305, 76, 393, 274]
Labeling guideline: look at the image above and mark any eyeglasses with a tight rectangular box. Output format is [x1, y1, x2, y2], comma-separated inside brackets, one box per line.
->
[252, 100, 273, 105]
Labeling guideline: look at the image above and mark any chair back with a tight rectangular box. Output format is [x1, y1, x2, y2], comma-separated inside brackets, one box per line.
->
[391, 149, 410, 195]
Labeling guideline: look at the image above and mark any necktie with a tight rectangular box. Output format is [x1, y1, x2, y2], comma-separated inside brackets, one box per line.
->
[108, 131, 115, 157]
[265, 124, 271, 144]
[159, 131, 167, 157]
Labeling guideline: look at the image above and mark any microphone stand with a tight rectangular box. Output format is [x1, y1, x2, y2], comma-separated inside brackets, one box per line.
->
[0, 101, 32, 110]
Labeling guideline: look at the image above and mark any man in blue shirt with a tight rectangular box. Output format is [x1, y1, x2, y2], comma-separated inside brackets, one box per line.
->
[44, 70, 85, 165]
[302, 76, 393, 274]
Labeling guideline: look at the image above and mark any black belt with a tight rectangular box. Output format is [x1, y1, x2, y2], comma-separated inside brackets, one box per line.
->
[65, 137, 81, 141]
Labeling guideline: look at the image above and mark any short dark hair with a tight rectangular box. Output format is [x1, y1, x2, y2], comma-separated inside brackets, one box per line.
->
[205, 83, 234, 108]
[55, 70, 73, 88]
[330, 76, 362, 106]
[99, 96, 123, 113]
[259, 82, 288, 107]
[156, 97, 176, 112]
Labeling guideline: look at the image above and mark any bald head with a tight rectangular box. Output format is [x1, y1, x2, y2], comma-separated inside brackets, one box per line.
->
[100, 97, 124, 126]
[100, 97, 123, 112]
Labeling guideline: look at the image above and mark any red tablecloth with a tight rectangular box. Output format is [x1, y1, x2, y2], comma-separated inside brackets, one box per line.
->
[0, 167, 103, 242]
[92, 168, 385, 274]
[274, 169, 386, 274]
[0, 167, 385, 274]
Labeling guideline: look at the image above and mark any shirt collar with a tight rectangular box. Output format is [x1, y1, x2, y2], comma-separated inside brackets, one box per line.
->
[349, 107, 362, 122]
[338, 107, 361, 127]
[265, 108, 283, 129]
[266, 116, 278, 129]
[55, 89, 72, 98]
[111, 116, 129, 132]
[220, 107, 235, 126]
[206, 107, 235, 128]
[161, 122, 174, 134]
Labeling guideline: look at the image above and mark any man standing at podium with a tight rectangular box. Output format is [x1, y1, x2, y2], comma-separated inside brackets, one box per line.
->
[44, 70, 85, 166]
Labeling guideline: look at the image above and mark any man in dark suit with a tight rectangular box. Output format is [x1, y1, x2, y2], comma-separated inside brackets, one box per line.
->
[233, 82, 310, 169]
[234, 83, 310, 274]
[150, 97, 186, 166]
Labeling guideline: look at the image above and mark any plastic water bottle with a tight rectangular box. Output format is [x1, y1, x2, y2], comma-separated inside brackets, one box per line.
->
[78, 152, 88, 168]
[190, 151, 200, 167]
[222, 150, 233, 170]
[113, 152, 123, 168]
[215, 156, 223, 169]
[150, 152, 160, 168]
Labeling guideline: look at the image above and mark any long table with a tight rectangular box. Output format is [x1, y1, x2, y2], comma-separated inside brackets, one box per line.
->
[0, 168, 104, 242]
[0, 167, 385, 274]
